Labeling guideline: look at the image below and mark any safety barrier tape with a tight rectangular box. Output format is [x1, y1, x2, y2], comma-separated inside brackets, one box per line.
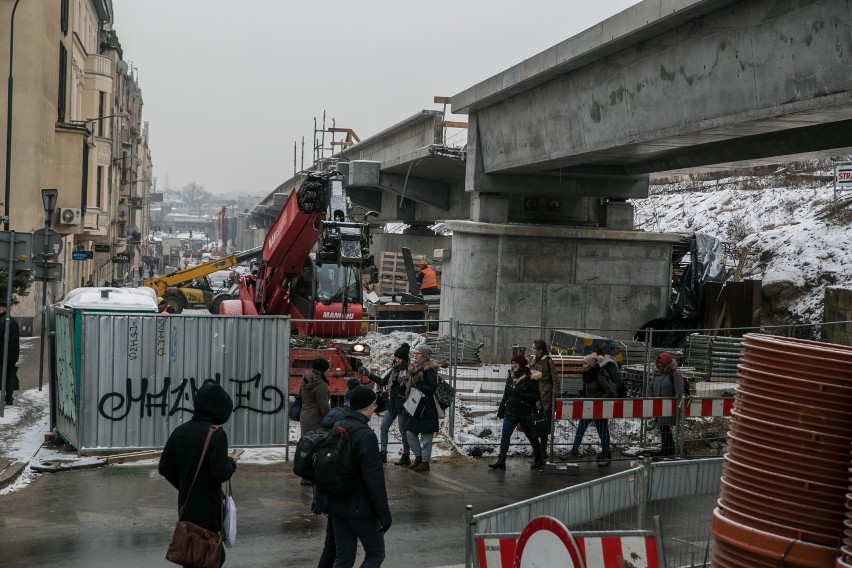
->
[554, 397, 734, 420]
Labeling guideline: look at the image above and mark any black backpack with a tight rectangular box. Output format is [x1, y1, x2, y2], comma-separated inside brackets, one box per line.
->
[601, 360, 627, 398]
[293, 428, 329, 481]
[313, 422, 365, 496]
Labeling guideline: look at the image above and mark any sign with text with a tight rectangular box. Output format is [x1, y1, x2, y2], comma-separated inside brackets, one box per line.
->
[836, 163, 852, 190]
[112, 253, 131, 264]
[72, 250, 93, 261]
[94, 244, 111, 253]
[32, 261, 63, 281]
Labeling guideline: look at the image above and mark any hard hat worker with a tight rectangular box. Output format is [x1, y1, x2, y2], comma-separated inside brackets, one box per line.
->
[416, 259, 439, 296]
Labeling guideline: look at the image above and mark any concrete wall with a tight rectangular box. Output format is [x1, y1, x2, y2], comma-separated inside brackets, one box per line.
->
[442, 221, 678, 362]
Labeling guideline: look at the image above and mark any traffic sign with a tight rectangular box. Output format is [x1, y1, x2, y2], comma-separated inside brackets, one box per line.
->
[72, 250, 93, 261]
[514, 517, 582, 567]
[112, 253, 131, 264]
[836, 163, 852, 190]
[32, 262, 63, 281]
[0, 231, 34, 271]
[32, 228, 63, 261]
[94, 244, 111, 253]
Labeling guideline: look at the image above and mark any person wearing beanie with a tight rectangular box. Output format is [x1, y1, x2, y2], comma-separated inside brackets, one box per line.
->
[416, 258, 440, 296]
[300, 358, 331, 437]
[325, 385, 392, 567]
[343, 376, 361, 407]
[490, 353, 543, 471]
[359, 342, 412, 464]
[646, 352, 684, 457]
[159, 381, 239, 565]
[529, 339, 556, 461]
[404, 343, 441, 472]
[569, 352, 616, 466]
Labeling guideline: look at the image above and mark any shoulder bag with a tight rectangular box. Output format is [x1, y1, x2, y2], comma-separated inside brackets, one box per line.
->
[528, 404, 552, 439]
[434, 376, 456, 410]
[166, 426, 224, 568]
[289, 393, 302, 421]
[223, 481, 236, 548]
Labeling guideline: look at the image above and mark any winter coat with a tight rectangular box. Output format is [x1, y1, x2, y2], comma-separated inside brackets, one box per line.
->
[159, 383, 237, 532]
[366, 364, 409, 414]
[581, 365, 616, 399]
[300, 369, 330, 435]
[529, 354, 557, 412]
[0, 312, 20, 371]
[497, 367, 541, 420]
[646, 369, 685, 426]
[311, 407, 349, 515]
[405, 359, 440, 434]
[325, 409, 392, 528]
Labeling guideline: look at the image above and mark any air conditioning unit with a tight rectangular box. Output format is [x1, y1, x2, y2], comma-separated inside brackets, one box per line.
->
[58, 208, 82, 225]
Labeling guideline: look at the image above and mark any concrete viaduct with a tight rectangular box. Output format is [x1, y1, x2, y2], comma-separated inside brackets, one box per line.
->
[244, 0, 852, 360]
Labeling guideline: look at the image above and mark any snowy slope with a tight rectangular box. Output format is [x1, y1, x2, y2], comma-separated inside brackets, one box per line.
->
[632, 168, 852, 324]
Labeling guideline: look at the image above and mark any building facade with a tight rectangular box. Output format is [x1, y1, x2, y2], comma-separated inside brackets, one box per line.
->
[0, 0, 152, 332]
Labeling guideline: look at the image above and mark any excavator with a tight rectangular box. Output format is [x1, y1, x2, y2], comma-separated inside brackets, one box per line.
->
[220, 168, 378, 395]
[143, 247, 262, 314]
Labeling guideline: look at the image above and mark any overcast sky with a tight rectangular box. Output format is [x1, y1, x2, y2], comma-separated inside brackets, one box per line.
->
[113, 1, 641, 197]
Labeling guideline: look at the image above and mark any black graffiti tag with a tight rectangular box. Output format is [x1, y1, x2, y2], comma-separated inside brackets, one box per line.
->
[97, 373, 284, 421]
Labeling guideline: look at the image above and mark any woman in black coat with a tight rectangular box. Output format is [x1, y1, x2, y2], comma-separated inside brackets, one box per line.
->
[489, 355, 543, 470]
[404, 344, 441, 473]
[159, 382, 239, 566]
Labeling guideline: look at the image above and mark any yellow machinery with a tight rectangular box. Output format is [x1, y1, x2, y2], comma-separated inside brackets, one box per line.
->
[144, 247, 261, 314]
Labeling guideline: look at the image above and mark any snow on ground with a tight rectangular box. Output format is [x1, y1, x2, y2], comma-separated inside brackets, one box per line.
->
[633, 171, 852, 323]
[0, 388, 52, 495]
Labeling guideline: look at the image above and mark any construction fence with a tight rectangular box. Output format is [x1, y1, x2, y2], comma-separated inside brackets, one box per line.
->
[355, 318, 852, 462]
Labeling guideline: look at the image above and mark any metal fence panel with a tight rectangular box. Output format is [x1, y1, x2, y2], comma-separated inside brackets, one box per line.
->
[77, 314, 290, 451]
[54, 308, 79, 448]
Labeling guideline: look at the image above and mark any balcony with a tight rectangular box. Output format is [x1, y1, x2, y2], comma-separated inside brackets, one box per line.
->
[85, 54, 113, 78]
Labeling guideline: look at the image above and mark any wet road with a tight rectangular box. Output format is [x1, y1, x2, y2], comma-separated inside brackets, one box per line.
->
[0, 456, 632, 567]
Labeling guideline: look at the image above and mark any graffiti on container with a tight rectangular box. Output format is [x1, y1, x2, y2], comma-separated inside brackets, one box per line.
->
[170, 324, 177, 362]
[97, 372, 285, 421]
[128, 320, 139, 361]
[55, 312, 77, 424]
[155, 317, 167, 357]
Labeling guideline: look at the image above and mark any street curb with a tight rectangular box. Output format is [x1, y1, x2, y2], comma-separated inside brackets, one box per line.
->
[0, 460, 28, 490]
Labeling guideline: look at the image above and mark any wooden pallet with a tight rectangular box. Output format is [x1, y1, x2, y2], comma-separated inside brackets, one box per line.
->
[379, 251, 434, 296]
[550, 354, 584, 379]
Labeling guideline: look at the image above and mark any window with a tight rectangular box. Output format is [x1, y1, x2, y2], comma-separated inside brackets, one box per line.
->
[60, 0, 69, 35]
[58, 43, 67, 122]
[96, 166, 104, 209]
[97, 92, 106, 137]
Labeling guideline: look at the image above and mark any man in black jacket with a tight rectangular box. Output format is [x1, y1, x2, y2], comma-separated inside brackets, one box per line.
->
[327, 386, 392, 567]
[0, 303, 20, 405]
[159, 382, 240, 565]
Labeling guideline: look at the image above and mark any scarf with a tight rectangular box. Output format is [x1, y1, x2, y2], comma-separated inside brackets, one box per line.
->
[405, 358, 431, 398]
[512, 367, 531, 386]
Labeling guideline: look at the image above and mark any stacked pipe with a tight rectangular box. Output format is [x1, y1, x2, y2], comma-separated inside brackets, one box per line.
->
[711, 334, 852, 567]
[840, 443, 852, 567]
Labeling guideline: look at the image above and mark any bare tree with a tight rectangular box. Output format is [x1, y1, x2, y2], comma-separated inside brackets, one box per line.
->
[179, 182, 211, 217]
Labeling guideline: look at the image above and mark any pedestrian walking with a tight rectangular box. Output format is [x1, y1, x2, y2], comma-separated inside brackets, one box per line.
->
[404, 344, 440, 473]
[326, 386, 391, 567]
[359, 342, 411, 465]
[0, 302, 20, 406]
[149, 266, 155, 279]
[569, 354, 615, 466]
[646, 352, 684, 457]
[312, 406, 348, 568]
[138, 265, 144, 279]
[528, 339, 556, 460]
[489, 355, 543, 470]
[158, 381, 240, 567]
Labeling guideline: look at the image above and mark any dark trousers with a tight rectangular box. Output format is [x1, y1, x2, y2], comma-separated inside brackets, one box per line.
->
[498, 418, 541, 459]
[570, 419, 611, 456]
[660, 423, 675, 456]
[317, 517, 335, 568]
[330, 514, 385, 568]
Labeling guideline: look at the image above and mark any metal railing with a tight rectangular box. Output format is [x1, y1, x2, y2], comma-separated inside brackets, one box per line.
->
[466, 457, 723, 567]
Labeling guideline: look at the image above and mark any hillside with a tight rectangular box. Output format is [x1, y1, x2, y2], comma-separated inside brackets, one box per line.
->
[632, 161, 852, 326]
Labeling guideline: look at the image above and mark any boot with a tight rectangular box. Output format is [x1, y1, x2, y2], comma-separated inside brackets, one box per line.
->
[540, 446, 548, 461]
[596, 453, 612, 467]
[412, 461, 430, 473]
[530, 459, 544, 469]
[408, 456, 422, 469]
[488, 455, 507, 470]
[394, 455, 411, 466]
[379, 451, 387, 464]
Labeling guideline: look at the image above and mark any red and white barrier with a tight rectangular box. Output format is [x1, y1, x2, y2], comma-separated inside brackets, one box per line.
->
[555, 397, 734, 420]
[476, 533, 659, 568]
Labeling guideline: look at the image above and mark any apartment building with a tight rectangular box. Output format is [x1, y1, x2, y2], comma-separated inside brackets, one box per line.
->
[0, 0, 152, 332]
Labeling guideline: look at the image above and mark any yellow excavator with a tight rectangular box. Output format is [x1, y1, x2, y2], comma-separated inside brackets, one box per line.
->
[144, 246, 262, 314]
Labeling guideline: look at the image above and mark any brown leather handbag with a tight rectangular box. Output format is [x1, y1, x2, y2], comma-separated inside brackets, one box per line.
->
[166, 426, 223, 568]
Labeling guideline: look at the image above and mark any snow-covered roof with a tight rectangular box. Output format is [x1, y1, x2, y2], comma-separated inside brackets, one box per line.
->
[59, 287, 158, 312]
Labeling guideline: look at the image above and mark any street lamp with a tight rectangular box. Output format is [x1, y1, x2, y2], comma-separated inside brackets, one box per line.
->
[37, 188, 58, 391]
[3, 0, 25, 232]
